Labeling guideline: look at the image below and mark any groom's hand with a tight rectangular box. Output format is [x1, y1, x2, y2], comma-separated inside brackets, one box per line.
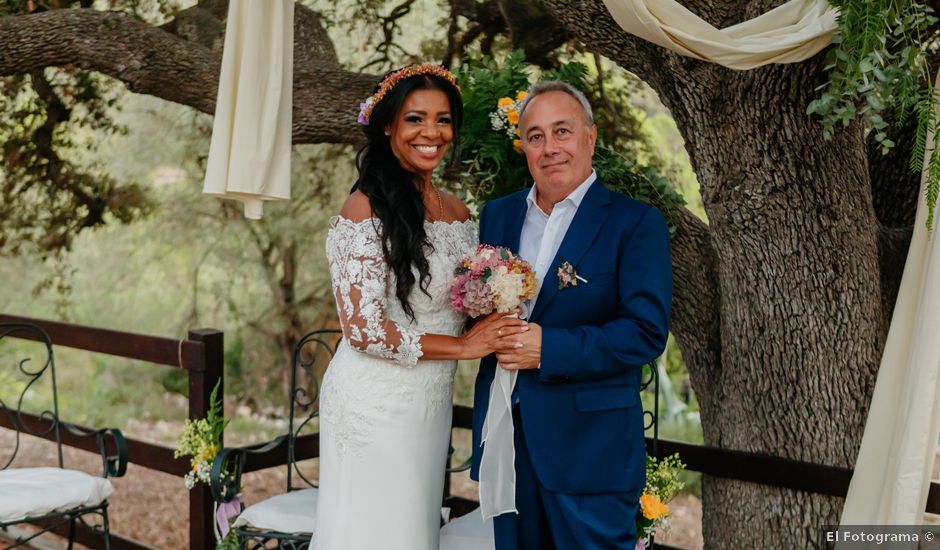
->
[496, 323, 541, 370]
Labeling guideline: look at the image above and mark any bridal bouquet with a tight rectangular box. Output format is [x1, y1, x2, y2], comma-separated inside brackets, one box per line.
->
[450, 244, 537, 317]
[636, 453, 686, 549]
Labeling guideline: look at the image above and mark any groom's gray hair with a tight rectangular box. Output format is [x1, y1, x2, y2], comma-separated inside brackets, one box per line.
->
[518, 80, 594, 127]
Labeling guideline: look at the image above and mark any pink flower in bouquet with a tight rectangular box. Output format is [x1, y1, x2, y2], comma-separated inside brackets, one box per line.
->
[451, 273, 470, 311]
[462, 278, 495, 317]
[451, 244, 537, 317]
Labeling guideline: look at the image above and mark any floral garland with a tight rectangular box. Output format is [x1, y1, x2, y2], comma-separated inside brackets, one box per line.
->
[358, 63, 460, 126]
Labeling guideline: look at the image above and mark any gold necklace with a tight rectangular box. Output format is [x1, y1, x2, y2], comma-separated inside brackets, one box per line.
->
[431, 186, 444, 221]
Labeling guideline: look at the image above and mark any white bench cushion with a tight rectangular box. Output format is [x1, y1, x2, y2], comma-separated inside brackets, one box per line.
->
[233, 488, 319, 534]
[0, 467, 113, 523]
[440, 507, 495, 550]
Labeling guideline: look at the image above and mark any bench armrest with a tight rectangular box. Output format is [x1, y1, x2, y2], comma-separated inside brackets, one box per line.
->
[209, 435, 290, 503]
[63, 424, 128, 478]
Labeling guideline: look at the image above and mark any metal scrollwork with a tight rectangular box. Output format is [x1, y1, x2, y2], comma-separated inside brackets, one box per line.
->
[1, 323, 60, 470]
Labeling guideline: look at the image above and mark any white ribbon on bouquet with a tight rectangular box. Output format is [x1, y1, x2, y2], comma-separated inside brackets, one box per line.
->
[479, 365, 519, 519]
[479, 305, 529, 520]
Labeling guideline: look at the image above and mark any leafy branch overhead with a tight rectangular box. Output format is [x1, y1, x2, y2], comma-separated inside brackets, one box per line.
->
[808, 0, 940, 227]
[0, 69, 152, 256]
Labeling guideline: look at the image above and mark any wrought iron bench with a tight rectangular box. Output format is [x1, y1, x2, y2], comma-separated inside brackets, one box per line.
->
[209, 328, 480, 549]
[0, 322, 128, 549]
[209, 329, 339, 549]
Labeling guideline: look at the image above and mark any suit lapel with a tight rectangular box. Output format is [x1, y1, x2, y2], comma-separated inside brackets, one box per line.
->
[529, 181, 611, 322]
[501, 190, 528, 253]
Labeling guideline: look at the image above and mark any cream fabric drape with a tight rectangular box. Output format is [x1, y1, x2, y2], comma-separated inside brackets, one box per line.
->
[601, 0, 837, 70]
[839, 73, 940, 528]
[202, 0, 294, 220]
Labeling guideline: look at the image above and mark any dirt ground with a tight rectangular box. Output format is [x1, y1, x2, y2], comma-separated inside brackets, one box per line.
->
[1, 428, 704, 550]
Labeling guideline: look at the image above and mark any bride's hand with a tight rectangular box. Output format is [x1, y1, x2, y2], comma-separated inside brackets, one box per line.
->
[458, 309, 529, 359]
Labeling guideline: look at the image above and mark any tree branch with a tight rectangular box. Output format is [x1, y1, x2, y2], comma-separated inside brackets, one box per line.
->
[0, 9, 372, 145]
[668, 205, 722, 431]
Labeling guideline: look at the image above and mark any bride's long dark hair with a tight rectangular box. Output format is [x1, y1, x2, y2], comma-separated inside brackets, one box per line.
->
[353, 70, 463, 320]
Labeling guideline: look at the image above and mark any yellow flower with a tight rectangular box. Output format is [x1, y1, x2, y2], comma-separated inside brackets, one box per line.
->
[516, 91, 528, 100]
[514, 127, 521, 137]
[196, 444, 218, 464]
[498, 97, 514, 108]
[507, 110, 519, 125]
[513, 139, 523, 153]
[640, 493, 669, 520]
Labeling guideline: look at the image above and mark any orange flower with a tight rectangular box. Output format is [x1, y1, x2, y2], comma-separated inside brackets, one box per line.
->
[516, 91, 528, 100]
[640, 494, 669, 520]
[513, 139, 523, 153]
[507, 110, 520, 125]
[498, 97, 514, 108]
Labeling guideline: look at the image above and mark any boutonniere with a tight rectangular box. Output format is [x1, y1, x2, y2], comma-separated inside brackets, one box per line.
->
[557, 260, 588, 290]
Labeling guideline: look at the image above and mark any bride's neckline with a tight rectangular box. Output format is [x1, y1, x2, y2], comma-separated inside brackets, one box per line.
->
[330, 215, 475, 227]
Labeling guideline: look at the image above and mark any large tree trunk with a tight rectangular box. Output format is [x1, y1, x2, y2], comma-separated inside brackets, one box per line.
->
[684, 62, 883, 548]
[543, 0, 891, 547]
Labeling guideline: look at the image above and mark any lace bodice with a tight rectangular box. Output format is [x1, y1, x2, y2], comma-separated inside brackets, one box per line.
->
[326, 216, 478, 366]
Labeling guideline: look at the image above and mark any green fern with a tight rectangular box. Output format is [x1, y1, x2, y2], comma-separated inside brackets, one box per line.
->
[927, 127, 940, 228]
[811, 0, 939, 229]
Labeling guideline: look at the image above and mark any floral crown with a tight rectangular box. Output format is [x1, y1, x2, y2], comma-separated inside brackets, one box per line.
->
[357, 63, 460, 126]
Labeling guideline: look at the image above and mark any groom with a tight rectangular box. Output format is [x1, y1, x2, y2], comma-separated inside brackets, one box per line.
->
[471, 81, 672, 549]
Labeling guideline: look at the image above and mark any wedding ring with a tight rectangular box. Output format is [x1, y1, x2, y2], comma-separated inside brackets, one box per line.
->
[498, 329, 502, 336]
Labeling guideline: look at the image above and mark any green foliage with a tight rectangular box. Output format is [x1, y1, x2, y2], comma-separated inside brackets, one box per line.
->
[215, 529, 240, 550]
[808, 0, 939, 227]
[451, 51, 533, 201]
[452, 51, 685, 226]
[0, 69, 152, 256]
[645, 453, 686, 503]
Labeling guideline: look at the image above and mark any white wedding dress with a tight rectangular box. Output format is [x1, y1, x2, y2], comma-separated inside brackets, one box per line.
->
[312, 216, 478, 550]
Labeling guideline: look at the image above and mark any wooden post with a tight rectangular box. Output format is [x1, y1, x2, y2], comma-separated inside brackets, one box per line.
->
[187, 329, 224, 550]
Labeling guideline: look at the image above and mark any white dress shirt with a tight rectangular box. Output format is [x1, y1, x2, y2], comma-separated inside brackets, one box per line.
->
[518, 169, 597, 311]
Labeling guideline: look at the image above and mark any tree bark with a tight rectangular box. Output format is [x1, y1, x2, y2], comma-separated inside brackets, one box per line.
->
[0, 9, 375, 145]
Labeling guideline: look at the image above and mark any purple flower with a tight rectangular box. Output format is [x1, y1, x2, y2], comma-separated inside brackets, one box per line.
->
[357, 102, 370, 125]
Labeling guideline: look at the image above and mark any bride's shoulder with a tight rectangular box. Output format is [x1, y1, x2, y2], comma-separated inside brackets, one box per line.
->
[329, 191, 382, 239]
[440, 190, 472, 222]
[336, 190, 374, 223]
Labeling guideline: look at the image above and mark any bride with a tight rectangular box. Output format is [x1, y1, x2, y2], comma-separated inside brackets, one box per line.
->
[313, 64, 528, 550]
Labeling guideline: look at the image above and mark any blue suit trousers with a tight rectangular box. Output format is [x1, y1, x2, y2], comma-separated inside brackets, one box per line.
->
[493, 405, 640, 550]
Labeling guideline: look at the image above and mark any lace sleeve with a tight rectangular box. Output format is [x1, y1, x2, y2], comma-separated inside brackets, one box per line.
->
[326, 217, 424, 367]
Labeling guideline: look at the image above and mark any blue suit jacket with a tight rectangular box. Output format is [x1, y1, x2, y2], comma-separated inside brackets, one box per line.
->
[470, 178, 673, 494]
